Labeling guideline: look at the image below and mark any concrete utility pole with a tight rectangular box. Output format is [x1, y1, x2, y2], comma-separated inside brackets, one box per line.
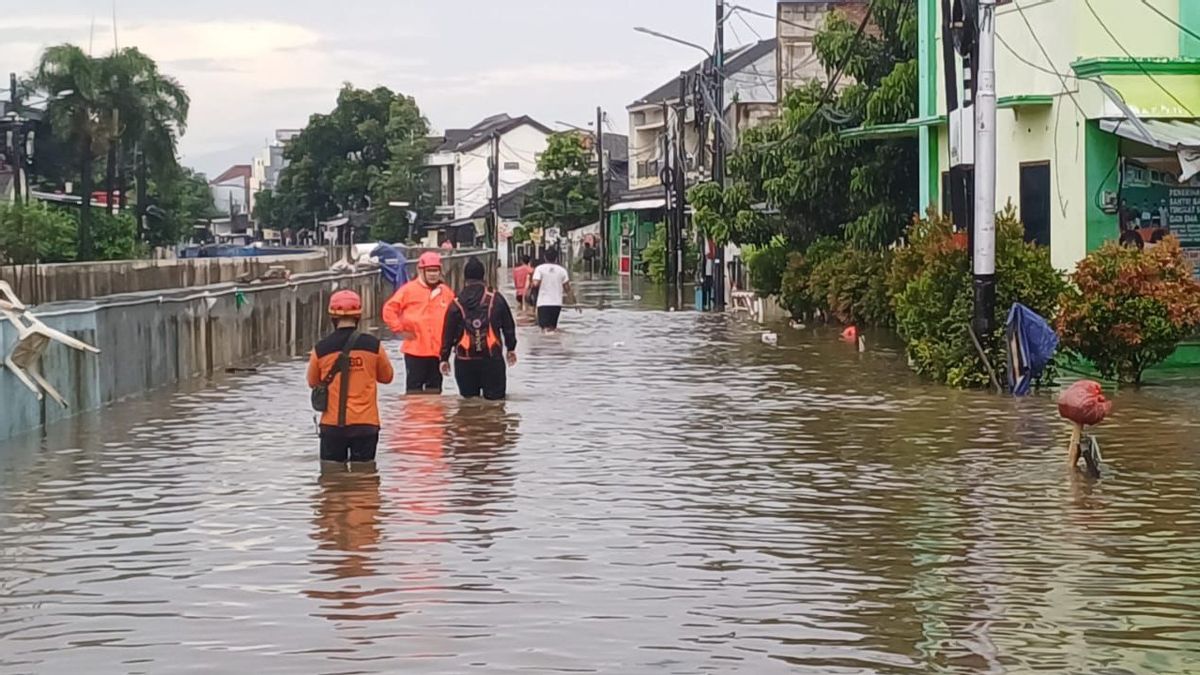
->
[8, 72, 23, 207]
[973, 0, 997, 335]
[675, 73, 688, 306]
[489, 130, 500, 251]
[712, 0, 726, 310]
[596, 106, 607, 274]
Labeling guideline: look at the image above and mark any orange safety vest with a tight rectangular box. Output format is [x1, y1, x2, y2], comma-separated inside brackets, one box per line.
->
[454, 290, 500, 359]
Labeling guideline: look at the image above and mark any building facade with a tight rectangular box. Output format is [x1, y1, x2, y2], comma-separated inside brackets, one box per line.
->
[914, 0, 1200, 273]
[777, 1, 869, 98]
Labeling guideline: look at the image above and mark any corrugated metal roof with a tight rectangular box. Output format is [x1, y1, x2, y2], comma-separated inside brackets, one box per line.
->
[1100, 118, 1200, 151]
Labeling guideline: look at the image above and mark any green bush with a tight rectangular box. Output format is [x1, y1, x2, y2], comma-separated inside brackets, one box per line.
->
[809, 245, 893, 326]
[0, 202, 78, 264]
[744, 239, 789, 296]
[641, 222, 696, 283]
[891, 206, 1065, 388]
[91, 210, 144, 261]
[779, 236, 843, 318]
[1057, 236, 1200, 384]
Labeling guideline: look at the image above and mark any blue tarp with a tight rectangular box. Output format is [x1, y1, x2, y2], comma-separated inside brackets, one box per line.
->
[1006, 303, 1059, 396]
[371, 242, 408, 292]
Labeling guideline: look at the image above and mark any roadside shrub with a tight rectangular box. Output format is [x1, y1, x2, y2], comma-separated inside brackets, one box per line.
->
[779, 236, 842, 318]
[744, 239, 789, 296]
[91, 210, 144, 261]
[809, 245, 893, 326]
[0, 202, 77, 264]
[892, 205, 1065, 388]
[1057, 236, 1200, 384]
[641, 222, 696, 284]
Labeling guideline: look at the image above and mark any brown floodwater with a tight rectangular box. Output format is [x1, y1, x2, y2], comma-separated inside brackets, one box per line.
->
[2, 278, 1199, 674]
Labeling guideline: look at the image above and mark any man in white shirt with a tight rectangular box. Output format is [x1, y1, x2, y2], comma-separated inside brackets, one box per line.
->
[531, 248, 575, 333]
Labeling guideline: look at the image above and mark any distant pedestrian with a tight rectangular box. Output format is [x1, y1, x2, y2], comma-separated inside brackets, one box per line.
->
[531, 248, 576, 334]
[383, 252, 456, 394]
[440, 257, 518, 400]
[512, 255, 534, 309]
[308, 290, 395, 465]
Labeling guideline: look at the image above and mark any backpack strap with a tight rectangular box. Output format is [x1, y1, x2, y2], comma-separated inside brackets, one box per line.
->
[335, 330, 359, 427]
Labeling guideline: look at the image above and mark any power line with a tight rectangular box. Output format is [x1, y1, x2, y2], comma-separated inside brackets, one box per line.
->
[1138, 0, 1200, 45]
[762, 0, 877, 149]
[730, 4, 817, 33]
[1009, 0, 1087, 117]
[1083, 0, 1194, 115]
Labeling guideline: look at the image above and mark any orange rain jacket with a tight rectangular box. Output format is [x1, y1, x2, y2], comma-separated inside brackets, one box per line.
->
[382, 278, 456, 358]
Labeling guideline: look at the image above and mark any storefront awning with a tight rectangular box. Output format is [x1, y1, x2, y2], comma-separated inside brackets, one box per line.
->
[608, 198, 665, 212]
[1101, 118, 1200, 153]
[1101, 118, 1200, 181]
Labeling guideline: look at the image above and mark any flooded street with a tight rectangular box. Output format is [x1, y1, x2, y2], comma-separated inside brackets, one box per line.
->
[2, 279, 1200, 674]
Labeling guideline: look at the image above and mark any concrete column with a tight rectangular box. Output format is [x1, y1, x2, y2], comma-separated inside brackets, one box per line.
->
[918, 0, 940, 213]
[1183, 0, 1200, 58]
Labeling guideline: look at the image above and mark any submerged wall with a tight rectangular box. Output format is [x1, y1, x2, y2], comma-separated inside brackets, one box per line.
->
[0, 251, 494, 443]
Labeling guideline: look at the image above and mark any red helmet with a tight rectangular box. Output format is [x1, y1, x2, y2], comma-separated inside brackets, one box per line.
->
[418, 252, 443, 269]
[328, 289, 363, 318]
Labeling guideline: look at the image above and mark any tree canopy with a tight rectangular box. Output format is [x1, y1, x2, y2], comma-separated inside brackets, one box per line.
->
[689, 0, 918, 251]
[273, 84, 431, 242]
[520, 132, 598, 233]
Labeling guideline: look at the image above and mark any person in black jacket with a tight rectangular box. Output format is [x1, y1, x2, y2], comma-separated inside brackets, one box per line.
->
[440, 257, 518, 400]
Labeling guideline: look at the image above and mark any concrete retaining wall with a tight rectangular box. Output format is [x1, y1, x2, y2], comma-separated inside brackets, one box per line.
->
[0, 251, 331, 305]
[0, 251, 494, 443]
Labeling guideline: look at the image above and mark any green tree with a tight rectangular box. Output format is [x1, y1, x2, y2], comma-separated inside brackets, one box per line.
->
[34, 44, 104, 259]
[0, 202, 78, 264]
[275, 84, 430, 242]
[520, 132, 598, 233]
[146, 166, 216, 247]
[689, 0, 918, 250]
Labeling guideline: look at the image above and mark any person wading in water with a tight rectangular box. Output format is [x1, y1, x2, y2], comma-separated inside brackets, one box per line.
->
[440, 257, 518, 400]
[308, 289, 395, 465]
[383, 252, 456, 394]
[531, 248, 576, 334]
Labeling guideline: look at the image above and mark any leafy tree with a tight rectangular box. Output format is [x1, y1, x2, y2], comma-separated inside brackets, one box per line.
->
[34, 44, 104, 259]
[146, 166, 216, 247]
[689, 0, 918, 250]
[521, 132, 598, 233]
[275, 84, 430, 242]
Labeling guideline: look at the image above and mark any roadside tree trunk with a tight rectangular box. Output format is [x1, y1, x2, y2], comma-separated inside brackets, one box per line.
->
[79, 134, 95, 261]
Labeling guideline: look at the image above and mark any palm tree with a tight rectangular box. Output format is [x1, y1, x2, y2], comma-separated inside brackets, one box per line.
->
[99, 48, 190, 224]
[33, 44, 103, 260]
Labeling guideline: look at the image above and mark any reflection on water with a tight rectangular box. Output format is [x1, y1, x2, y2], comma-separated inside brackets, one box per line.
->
[1, 279, 1200, 673]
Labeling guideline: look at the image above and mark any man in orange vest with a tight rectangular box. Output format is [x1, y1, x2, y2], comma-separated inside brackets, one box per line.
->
[383, 251, 456, 394]
[307, 289, 395, 464]
[439, 257, 517, 400]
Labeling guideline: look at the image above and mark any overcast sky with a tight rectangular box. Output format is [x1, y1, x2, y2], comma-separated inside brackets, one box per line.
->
[5, 0, 780, 176]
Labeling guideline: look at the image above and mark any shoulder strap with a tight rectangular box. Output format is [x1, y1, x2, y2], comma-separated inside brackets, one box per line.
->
[336, 331, 359, 426]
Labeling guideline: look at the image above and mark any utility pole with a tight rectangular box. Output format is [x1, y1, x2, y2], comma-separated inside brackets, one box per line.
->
[675, 73, 688, 306]
[596, 105, 607, 274]
[712, 0, 726, 310]
[8, 72, 23, 207]
[973, 0, 997, 335]
[489, 130, 500, 251]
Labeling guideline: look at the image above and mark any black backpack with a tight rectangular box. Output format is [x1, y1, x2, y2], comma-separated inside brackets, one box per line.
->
[310, 331, 359, 425]
[455, 291, 497, 358]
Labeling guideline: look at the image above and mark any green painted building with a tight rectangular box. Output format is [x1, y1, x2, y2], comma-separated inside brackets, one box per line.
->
[908, 0, 1200, 367]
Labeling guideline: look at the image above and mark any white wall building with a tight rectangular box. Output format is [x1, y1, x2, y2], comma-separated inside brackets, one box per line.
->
[249, 129, 301, 211]
[626, 39, 777, 192]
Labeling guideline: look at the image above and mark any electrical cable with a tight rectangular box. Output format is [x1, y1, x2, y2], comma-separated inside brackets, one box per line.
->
[1139, 0, 1200, 43]
[1083, 0, 1194, 115]
[1009, 0, 1088, 117]
[760, 0, 877, 149]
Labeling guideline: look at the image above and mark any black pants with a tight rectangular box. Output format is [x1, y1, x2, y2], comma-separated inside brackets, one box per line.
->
[537, 305, 562, 330]
[320, 426, 379, 463]
[454, 357, 507, 400]
[405, 354, 443, 393]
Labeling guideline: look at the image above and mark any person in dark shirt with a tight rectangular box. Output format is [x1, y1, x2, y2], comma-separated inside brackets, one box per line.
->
[439, 257, 518, 400]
